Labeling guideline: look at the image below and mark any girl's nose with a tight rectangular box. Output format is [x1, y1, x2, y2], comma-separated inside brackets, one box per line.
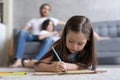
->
[72, 44, 77, 50]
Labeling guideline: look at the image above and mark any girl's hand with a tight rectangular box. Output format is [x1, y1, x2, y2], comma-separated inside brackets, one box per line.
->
[58, 30, 63, 36]
[52, 31, 58, 35]
[51, 61, 67, 72]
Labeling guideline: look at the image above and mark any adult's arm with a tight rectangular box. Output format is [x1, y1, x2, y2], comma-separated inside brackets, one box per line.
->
[22, 25, 30, 31]
[94, 32, 110, 40]
[58, 21, 66, 25]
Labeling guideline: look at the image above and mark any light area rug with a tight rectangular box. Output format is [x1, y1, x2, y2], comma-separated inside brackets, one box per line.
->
[0, 65, 119, 80]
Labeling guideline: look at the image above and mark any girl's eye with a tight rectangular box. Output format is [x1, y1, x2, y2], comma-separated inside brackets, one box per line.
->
[78, 43, 83, 45]
[69, 40, 74, 43]
[78, 43, 85, 46]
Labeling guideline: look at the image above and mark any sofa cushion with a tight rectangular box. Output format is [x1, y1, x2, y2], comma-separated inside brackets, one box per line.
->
[95, 38, 120, 58]
[93, 20, 120, 37]
[23, 42, 40, 58]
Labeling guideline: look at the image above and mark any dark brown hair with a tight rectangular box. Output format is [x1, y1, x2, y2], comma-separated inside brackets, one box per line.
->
[40, 19, 55, 31]
[40, 15, 97, 70]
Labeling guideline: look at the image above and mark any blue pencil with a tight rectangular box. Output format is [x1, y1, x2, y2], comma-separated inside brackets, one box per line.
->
[52, 47, 61, 61]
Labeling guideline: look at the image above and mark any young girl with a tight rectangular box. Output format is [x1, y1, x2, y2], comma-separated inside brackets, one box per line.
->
[38, 19, 60, 42]
[23, 19, 59, 68]
[34, 15, 97, 72]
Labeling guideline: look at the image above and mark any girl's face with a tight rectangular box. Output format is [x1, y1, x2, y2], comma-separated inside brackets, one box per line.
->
[66, 31, 88, 53]
[46, 21, 54, 31]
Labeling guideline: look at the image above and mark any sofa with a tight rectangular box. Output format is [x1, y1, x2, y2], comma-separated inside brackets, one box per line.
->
[14, 20, 120, 64]
[93, 20, 120, 64]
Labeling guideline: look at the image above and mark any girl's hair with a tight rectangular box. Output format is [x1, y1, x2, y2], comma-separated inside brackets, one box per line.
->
[39, 3, 51, 15]
[41, 15, 97, 70]
[40, 19, 55, 31]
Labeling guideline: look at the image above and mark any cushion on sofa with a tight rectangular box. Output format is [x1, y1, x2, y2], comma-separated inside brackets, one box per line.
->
[93, 20, 120, 37]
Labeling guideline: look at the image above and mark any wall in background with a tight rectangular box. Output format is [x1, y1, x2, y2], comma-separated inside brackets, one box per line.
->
[13, 0, 120, 28]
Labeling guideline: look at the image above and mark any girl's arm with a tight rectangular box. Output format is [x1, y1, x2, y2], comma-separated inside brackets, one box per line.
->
[34, 55, 54, 72]
[64, 62, 80, 71]
[34, 55, 67, 72]
[34, 57, 83, 72]
[38, 31, 58, 40]
[64, 62, 90, 71]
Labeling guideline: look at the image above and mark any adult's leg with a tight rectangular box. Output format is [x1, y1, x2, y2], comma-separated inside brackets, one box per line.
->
[34, 37, 53, 60]
[23, 37, 53, 68]
[10, 30, 34, 68]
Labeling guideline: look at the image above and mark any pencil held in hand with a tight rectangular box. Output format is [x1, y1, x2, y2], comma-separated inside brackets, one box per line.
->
[52, 47, 67, 72]
[52, 47, 61, 61]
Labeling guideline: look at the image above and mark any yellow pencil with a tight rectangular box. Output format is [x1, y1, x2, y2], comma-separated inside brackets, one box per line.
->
[0, 72, 26, 75]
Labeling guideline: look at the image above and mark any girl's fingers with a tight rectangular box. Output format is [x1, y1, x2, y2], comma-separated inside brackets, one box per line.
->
[59, 62, 67, 72]
[59, 68, 66, 72]
[53, 62, 65, 72]
[56, 66, 66, 72]
[55, 65, 63, 72]
[52, 61, 67, 72]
